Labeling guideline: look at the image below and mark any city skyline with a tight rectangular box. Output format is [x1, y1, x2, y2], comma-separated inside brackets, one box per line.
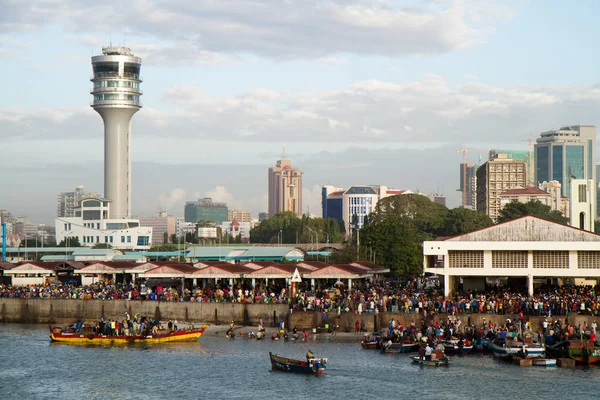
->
[4, 1, 600, 225]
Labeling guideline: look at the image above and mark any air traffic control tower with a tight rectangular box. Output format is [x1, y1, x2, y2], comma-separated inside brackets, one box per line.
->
[91, 47, 142, 219]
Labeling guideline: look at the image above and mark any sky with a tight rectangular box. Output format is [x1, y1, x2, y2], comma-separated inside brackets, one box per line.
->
[3, 0, 600, 225]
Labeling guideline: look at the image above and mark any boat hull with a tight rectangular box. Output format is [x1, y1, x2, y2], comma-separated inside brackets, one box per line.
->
[269, 352, 326, 374]
[49, 324, 209, 344]
[361, 341, 380, 350]
[381, 342, 419, 354]
[546, 341, 600, 365]
[411, 356, 450, 367]
[533, 358, 557, 367]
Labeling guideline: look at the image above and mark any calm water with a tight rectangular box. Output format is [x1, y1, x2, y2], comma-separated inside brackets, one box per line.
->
[0, 324, 599, 400]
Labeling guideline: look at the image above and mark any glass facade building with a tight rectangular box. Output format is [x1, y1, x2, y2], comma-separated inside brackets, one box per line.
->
[534, 126, 596, 203]
[184, 198, 228, 224]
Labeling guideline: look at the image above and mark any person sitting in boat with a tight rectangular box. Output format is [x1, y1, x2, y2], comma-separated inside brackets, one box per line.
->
[271, 332, 280, 340]
[306, 350, 315, 362]
[418, 345, 425, 360]
[425, 344, 433, 360]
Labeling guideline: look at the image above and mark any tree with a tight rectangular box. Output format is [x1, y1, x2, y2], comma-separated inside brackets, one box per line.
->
[440, 208, 494, 237]
[497, 200, 569, 224]
[57, 237, 82, 247]
[249, 212, 342, 244]
[163, 232, 169, 244]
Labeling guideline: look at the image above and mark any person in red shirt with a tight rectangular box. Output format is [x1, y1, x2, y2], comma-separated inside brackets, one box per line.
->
[590, 331, 596, 344]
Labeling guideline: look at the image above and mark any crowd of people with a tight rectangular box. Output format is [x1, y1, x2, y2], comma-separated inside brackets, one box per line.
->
[2, 279, 600, 320]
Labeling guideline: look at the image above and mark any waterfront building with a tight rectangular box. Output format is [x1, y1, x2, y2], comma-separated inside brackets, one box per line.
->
[56, 198, 152, 250]
[268, 150, 303, 216]
[184, 198, 228, 224]
[458, 163, 477, 209]
[54, 46, 151, 249]
[423, 215, 600, 297]
[228, 210, 251, 223]
[534, 125, 596, 204]
[322, 185, 413, 233]
[57, 185, 101, 217]
[139, 212, 176, 244]
[476, 153, 527, 222]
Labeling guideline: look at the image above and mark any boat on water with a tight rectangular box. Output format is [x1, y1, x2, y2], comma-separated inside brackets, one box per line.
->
[380, 341, 420, 354]
[473, 339, 492, 352]
[532, 358, 557, 367]
[269, 352, 327, 374]
[441, 339, 473, 354]
[411, 356, 450, 367]
[49, 324, 209, 344]
[490, 338, 544, 359]
[361, 340, 380, 350]
[545, 339, 600, 365]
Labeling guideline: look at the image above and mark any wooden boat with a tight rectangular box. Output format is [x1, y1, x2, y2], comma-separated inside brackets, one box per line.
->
[411, 356, 450, 367]
[361, 340, 380, 349]
[545, 339, 600, 365]
[380, 341, 420, 354]
[532, 358, 557, 367]
[491, 338, 544, 359]
[441, 340, 473, 354]
[473, 339, 492, 352]
[49, 324, 209, 344]
[269, 352, 327, 374]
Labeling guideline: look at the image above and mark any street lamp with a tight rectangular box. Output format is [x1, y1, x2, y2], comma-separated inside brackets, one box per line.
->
[351, 223, 360, 261]
[277, 229, 283, 247]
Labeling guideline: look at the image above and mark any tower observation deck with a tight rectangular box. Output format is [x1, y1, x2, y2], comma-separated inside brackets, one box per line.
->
[91, 46, 142, 219]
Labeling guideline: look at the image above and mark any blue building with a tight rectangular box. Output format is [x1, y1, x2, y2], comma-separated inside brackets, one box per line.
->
[534, 125, 596, 203]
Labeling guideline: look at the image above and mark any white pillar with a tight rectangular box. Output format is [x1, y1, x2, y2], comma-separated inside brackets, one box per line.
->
[266, 278, 269, 285]
[347, 279, 352, 289]
[251, 278, 255, 287]
[229, 278, 233, 287]
[311, 278, 315, 288]
[527, 274, 534, 297]
[444, 274, 450, 297]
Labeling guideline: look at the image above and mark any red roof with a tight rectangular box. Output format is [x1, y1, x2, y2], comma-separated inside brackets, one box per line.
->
[499, 187, 551, 196]
[328, 191, 344, 196]
[386, 190, 406, 195]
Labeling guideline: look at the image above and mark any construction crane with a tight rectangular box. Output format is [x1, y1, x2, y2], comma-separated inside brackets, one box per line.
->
[456, 146, 489, 207]
[522, 136, 534, 185]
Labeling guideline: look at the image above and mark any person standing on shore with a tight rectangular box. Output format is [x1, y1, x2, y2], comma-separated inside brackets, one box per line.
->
[355, 320, 360, 335]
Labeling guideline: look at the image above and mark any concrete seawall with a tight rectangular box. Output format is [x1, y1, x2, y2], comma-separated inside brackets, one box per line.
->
[0, 299, 289, 327]
[1, 299, 595, 333]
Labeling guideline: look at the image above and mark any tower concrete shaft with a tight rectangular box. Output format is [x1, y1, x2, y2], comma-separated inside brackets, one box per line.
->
[90, 47, 142, 219]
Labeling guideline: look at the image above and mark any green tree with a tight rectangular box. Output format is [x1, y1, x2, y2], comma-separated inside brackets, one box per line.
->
[249, 212, 341, 245]
[440, 208, 494, 237]
[163, 232, 169, 244]
[57, 237, 82, 247]
[497, 200, 569, 224]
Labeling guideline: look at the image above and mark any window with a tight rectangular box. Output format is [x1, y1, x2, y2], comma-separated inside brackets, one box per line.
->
[83, 236, 86, 243]
[105, 236, 108, 243]
[110, 236, 114, 243]
[107, 223, 128, 229]
[96, 236, 100, 243]
[579, 184, 587, 203]
[578, 251, 600, 269]
[121, 236, 125, 243]
[127, 236, 131, 243]
[97, 223, 100, 229]
[83, 210, 101, 220]
[448, 251, 484, 268]
[137, 236, 150, 246]
[533, 251, 569, 268]
[492, 251, 528, 268]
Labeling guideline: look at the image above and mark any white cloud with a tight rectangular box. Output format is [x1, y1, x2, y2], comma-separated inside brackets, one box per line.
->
[159, 188, 186, 212]
[1, 0, 512, 59]
[206, 185, 233, 204]
[5, 77, 600, 148]
[302, 185, 323, 217]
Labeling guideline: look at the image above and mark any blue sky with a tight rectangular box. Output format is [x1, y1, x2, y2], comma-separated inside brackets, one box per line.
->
[2, 0, 600, 224]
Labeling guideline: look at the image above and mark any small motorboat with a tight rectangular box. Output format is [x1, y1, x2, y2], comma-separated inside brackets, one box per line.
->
[411, 356, 450, 367]
[441, 339, 473, 354]
[532, 358, 557, 367]
[380, 341, 420, 354]
[361, 340, 380, 349]
[269, 352, 327, 374]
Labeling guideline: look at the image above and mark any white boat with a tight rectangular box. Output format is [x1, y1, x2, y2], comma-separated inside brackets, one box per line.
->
[491, 338, 545, 359]
[533, 358, 556, 367]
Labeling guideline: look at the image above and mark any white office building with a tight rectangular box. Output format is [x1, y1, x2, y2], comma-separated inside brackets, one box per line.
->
[55, 198, 152, 250]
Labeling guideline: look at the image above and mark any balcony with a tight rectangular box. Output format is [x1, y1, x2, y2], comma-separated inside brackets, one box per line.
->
[91, 99, 143, 108]
[90, 87, 143, 95]
[90, 73, 143, 82]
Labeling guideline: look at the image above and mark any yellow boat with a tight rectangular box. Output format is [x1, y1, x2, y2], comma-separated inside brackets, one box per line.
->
[49, 324, 209, 344]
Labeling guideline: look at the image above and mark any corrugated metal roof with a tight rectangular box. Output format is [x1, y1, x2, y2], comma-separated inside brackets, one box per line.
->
[41, 255, 76, 261]
[71, 248, 119, 256]
[113, 254, 147, 261]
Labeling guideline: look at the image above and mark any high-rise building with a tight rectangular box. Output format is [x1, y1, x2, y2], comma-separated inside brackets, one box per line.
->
[91, 46, 142, 219]
[258, 212, 269, 222]
[54, 46, 151, 250]
[268, 150, 303, 216]
[184, 198, 228, 224]
[228, 210, 251, 223]
[490, 149, 534, 185]
[476, 153, 527, 222]
[322, 185, 413, 233]
[534, 125, 596, 203]
[57, 185, 101, 217]
[458, 163, 476, 209]
[596, 162, 600, 218]
[139, 212, 176, 244]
